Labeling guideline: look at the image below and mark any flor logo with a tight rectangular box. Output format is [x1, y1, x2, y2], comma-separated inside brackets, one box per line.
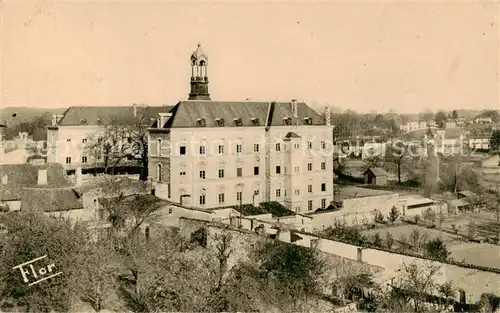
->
[13, 255, 63, 286]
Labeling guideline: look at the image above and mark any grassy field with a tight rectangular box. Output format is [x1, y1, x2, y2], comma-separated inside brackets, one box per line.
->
[362, 224, 462, 246]
[448, 242, 500, 268]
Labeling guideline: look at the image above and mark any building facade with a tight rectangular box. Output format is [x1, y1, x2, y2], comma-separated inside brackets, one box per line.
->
[148, 45, 334, 213]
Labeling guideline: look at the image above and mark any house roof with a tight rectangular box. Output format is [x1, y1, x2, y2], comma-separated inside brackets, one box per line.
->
[0, 163, 72, 201]
[73, 176, 148, 197]
[363, 167, 388, 177]
[284, 132, 301, 138]
[160, 100, 325, 128]
[457, 191, 477, 198]
[20, 187, 83, 212]
[338, 186, 394, 199]
[57, 105, 173, 126]
[447, 199, 471, 207]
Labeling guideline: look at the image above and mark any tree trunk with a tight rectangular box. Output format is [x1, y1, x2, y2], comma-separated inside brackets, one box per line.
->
[397, 160, 402, 184]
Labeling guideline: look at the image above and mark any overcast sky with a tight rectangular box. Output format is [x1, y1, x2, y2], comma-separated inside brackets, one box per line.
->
[1, 0, 499, 113]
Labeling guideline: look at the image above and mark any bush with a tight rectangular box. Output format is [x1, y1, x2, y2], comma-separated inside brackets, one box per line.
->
[414, 215, 421, 224]
[451, 224, 459, 234]
[190, 227, 208, 247]
[372, 233, 382, 248]
[388, 206, 400, 224]
[425, 238, 450, 261]
[385, 233, 394, 249]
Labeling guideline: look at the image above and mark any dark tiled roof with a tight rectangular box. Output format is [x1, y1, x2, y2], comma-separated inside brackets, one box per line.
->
[0, 163, 72, 201]
[363, 167, 388, 177]
[162, 100, 325, 128]
[20, 188, 83, 212]
[223, 202, 295, 217]
[164, 101, 269, 128]
[57, 106, 173, 126]
[270, 101, 325, 126]
[73, 177, 148, 197]
[284, 132, 301, 138]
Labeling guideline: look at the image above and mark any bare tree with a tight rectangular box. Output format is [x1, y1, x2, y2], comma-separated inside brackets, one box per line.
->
[85, 111, 153, 181]
[385, 261, 442, 313]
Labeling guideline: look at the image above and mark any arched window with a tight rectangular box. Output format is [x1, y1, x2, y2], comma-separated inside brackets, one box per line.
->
[235, 184, 244, 204]
[157, 163, 163, 182]
[199, 188, 207, 205]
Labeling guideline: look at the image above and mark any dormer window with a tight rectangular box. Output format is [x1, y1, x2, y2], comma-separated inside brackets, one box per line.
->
[196, 118, 206, 127]
[251, 117, 260, 126]
[1, 174, 7, 185]
[216, 118, 225, 127]
[234, 118, 243, 127]
[304, 117, 312, 125]
[80, 118, 88, 124]
[283, 117, 292, 126]
[96, 117, 102, 124]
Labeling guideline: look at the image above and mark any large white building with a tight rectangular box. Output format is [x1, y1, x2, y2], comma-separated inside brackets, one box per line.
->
[148, 45, 335, 213]
[47, 105, 172, 172]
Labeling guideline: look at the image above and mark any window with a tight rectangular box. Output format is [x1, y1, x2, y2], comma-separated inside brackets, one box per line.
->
[218, 169, 225, 178]
[321, 198, 326, 209]
[321, 162, 326, 170]
[251, 117, 260, 125]
[321, 183, 326, 192]
[82, 138, 87, 144]
[294, 166, 300, 173]
[236, 144, 242, 153]
[308, 200, 313, 211]
[167, 184, 171, 198]
[254, 189, 260, 195]
[157, 139, 162, 156]
[216, 118, 225, 127]
[180, 171, 186, 176]
[254, 166, 259, 175]
[236, 191, 242, 202]
[199, 145, 206, 155]
[234, 118, 243, 127]
[200, 194, 206, 205]
[253, 144, 259, 152]
[237, 168, 242, 177]
[294, 144, 300, 149]
[308, 184, 312, 193]
[168, 208, 173, 214]
[200, 170, 206, 179]
[218, 145, 224, 154]
[294, 189, 300, 196]
[65, 157, 71, 164]
[321, 141, 326, 149]
[197, 118, 206, 127]
[66, 138, 71, 142]
[276, 189, 281, 197]
[307, 141, 312, 149]
[218, 193, 225, 204]
[307, 163, 312, 171]
[276, 143, 281, 151]
[82, 156, 88, 163]
[276, 166, 281, 174]
[157, 164, 163, 181]
[179, 145, 186, 156]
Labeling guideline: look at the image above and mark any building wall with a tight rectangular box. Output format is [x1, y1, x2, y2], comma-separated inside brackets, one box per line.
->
[342, 194, 401, 216]
[45, 208, 96, 222]
[47, 125, 102, 168]
[156, 205, 213, 227]
[0, 200, 21, 212]
[150, 124, 334, 213]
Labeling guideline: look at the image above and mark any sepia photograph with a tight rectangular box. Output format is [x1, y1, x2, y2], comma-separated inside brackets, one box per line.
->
[0, 0, 499, 312]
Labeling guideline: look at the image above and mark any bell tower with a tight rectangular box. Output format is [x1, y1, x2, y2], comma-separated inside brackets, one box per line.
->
[188, 43, 211, 100]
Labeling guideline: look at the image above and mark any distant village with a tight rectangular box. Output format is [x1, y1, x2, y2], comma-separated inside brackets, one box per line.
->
[1, 45, 500, 313]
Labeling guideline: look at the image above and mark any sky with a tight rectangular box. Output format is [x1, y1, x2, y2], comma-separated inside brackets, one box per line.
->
[1, 0, 499, 114]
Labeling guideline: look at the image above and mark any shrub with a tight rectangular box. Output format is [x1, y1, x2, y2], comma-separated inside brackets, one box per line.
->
[372, 233, 382, 248]
[414, 215, 421, 224]
[385, 233, 394, 249]
[190, 227, 208, 247]
[422, 208, 437, 225]
[451, 224, 459, 234]
[388, 206, 400, 224]
[425, 238, 450, 261]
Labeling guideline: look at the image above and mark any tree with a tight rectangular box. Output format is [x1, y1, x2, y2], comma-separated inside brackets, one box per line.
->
[490, 130, 500, 153]
[0, 212, 87, 312]
[388, 206, 400, 224]
[385, 232, 394, 249]
[337, 273, 375, 301]
[254, 239, 325, 310]
[451, 110, 458, 120]
[385, 141, 410, 184]
[435, 111, 447, 128]
[425, 238, 450, 261]
[467, 221, 477, 240]
[384, 261, 441, 313]
[479, 110, 500, 123]
[372, 233, 382, 248]
[422, 208, 437, 226]
[420, 110, 434, 122]
[85, 109, 154, 181]
[78, 234, 121, 312]
[438, 282, 455, 309]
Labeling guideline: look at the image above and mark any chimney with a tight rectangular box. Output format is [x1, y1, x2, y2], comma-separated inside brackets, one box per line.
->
[291, 99, 297, 117]
[75, 167, 82, 186]
[133, 104, 137, 118]
[325, 107, 331, 126]
[37, 169, 48, 185]
[52, 114, 58, 126]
